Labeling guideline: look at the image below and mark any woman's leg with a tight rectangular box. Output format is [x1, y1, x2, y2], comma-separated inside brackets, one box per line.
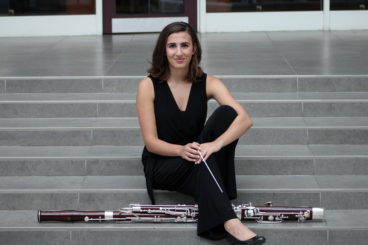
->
[153, 105, 261, 242]
[197, 105, 259, 242]
[197, 105, 239, 199]
[152, 156, 194, 192]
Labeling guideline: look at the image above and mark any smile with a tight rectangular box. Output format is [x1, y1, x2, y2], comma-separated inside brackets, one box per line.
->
[175, 58, 185, 63]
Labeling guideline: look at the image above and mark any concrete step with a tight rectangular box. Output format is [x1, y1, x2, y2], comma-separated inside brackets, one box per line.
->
[0, 92, 367, 118]
[0, 145, 367, 176]
[2, 75, 368, 93]
[0, 117, 367, 146]
[0, 209, 367, 245]
[1, 127, 368, 146]
[1, 209, 367, 245]
[1, 117, 368, 129]
[0, 175, 367, 210]
[223, 75, 368, 93]
[1, 92, 368, 101]
[2, 77, 141, 93]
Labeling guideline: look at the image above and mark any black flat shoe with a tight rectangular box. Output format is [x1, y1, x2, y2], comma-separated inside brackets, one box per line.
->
[226, 234, 266, 245]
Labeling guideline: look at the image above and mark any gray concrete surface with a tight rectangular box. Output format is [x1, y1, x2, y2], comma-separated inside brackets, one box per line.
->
[0, 31, 367, 77]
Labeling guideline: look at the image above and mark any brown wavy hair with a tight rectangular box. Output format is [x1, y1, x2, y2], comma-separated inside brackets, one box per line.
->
[147, 22, 203, 82]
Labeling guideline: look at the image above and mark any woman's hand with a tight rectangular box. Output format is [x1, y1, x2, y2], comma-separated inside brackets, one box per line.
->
[198, 141, 223, 162]
[179, 142, 201, 163]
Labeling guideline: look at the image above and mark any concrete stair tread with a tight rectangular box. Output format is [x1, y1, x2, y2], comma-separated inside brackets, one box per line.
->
[0, 117, 368, 129]
[0, 145, 368, 159]
[1, 209, 367, 231]
[1, 118, 368, 147]
[0, 210, 367, 245]
[0, 117, 139, 129]
[3, 75, 368, 94]
[0, 175, 367, 192]
[0, 93, 136, 102]
[0, 92, 367, 102]
[0, 145, 142, 159]
[232, 92, 368, 101]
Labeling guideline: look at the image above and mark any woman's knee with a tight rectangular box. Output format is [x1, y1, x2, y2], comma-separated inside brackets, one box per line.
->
[211, 105, 238, 123]
[198, 105, 238, 143]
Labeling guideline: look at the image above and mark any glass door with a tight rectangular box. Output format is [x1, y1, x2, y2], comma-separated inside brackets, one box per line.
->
[103, 0, 197, 34]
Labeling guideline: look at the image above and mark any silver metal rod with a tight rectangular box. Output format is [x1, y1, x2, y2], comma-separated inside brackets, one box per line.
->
[197, 151, 224, 193]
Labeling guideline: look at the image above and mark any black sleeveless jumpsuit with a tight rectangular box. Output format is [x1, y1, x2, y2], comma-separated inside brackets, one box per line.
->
[141, 73, 239, 240]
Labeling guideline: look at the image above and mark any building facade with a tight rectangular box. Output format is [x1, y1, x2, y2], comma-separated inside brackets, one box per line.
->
[0, 0, 367, 37]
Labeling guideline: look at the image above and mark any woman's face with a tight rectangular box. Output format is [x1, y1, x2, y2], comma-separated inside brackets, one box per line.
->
[166, 31, 195, 71]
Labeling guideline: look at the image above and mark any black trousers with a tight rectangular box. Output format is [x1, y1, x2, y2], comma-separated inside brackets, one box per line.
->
[152, 105, 239, 240]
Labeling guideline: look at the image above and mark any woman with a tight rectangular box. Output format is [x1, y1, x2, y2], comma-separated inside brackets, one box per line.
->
[136, 22, 266, 245]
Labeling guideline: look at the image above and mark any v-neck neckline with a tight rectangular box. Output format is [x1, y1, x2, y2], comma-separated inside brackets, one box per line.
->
[165, 81, 194, 112]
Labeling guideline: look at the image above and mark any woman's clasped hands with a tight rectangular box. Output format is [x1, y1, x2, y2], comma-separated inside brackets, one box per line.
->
[180, 141, 222, 164]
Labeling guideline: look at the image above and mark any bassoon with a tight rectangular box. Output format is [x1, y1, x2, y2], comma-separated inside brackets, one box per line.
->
[38, 202, 324, 224]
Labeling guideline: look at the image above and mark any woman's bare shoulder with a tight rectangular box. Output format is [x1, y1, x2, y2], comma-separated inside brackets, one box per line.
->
[206, 74, 226, 89]
[139, 76, 153, 87]
[138, 77, 154, 90]
[137, 76, 154, 98]
[206, 74, 224, 85]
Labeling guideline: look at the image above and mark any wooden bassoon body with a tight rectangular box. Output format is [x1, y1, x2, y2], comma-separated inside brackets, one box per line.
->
[38, 202, 324, 224]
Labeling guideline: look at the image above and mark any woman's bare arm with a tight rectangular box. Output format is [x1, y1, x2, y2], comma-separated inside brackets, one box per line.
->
[199, 75, 253, 160]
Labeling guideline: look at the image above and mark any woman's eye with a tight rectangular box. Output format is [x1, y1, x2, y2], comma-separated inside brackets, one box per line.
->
[168, 43, 176, 48]
[181, 43, 190, 48]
